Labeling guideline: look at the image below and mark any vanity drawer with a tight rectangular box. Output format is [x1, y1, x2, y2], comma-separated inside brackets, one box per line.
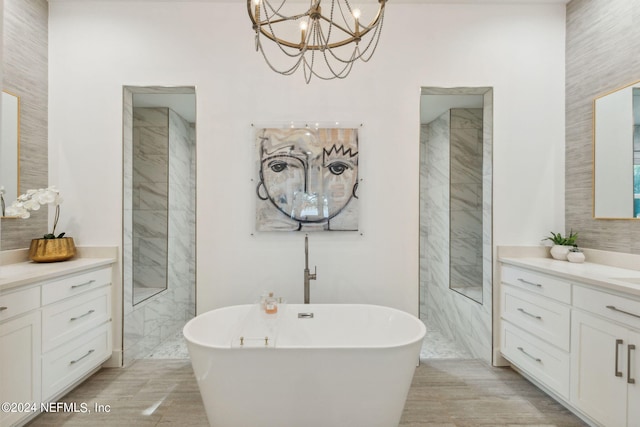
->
[501, 265, 571, 304]
[42, 286, 111, 352]
[501, 322, 570, 399]
[42, 322, 112, 401]
[0, 286, 40, 323]
[42, 267, 111, 305]
[501, 285, 571, 351]
[573, 285, 640, 330]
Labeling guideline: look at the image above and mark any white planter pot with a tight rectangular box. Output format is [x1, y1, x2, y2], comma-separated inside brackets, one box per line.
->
[567, 251, 586, 263]
[550, 245, 573, 261]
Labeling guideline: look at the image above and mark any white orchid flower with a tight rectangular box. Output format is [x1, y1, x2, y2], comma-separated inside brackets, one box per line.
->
[5, 186, 65, 237]
[24, 199, 41, 210]
[5, 203, 30, 218]
[36, 189, 57, 205]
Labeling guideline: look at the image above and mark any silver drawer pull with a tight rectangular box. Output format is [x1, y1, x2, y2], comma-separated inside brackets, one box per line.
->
[71, 280, 96, 289]
[629, 344, 636, 385]
[517, 346, 541, 363]
[517, 308, 542, 320]
[606, 305, 640, 320]
[70, 309, 95, 321]
[69, 349, 95, 365]
[517, 278, 542, 288]
[0, 306, 7, 312]
[615, 339, 623, 377]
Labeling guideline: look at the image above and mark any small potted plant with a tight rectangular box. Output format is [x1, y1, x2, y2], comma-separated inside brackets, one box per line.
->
[567, 246, 586, 263]
[5, 186, 76, 262]
[542, 230, 578, 261]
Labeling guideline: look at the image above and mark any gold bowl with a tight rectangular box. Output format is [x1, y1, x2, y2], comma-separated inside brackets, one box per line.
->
[29, 237, 76, 263]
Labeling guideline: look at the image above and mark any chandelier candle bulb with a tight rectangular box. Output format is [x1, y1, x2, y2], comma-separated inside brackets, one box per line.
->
[353, 9, 360, 34]
[300, 21, 307, 46]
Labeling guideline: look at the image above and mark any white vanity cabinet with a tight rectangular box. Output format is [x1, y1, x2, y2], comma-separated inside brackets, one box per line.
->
[40, 267, 113, 401]
[499, 256, 640, 427]
[499, 265, 572, 399]
[571, 286, 640, 427]
[0, 258, 114, 427]
[0, 287, 42, 427]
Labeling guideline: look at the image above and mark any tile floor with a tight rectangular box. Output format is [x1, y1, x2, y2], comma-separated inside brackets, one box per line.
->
[26, 322, 588, 426]
[26, 359, 588, 427]
[419, 323, 472, 359]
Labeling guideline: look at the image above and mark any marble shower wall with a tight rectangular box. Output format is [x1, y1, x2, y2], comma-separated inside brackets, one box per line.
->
[420, 98, 493, 362]
[420, 111, 450, 321]
[419, 126, 428, 318]
[123, 102, 196, 365]
[133, 108, 169, 294]
[450, 109, 483, 300]
[168, 109, 196, 322]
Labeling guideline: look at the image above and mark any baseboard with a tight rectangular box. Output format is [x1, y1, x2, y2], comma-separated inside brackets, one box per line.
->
[103, 349, 123, 368]
[492, 348, 509, 367]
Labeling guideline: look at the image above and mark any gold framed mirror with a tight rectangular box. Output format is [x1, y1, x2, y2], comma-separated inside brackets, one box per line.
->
[593, 80, 640, 219]
[1, 91, 20, 216]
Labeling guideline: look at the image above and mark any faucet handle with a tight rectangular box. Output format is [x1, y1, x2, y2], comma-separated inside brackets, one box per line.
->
[310, 266, 317, 280]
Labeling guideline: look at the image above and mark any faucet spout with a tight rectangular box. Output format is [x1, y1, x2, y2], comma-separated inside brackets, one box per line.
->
[304, 234, 317, 304]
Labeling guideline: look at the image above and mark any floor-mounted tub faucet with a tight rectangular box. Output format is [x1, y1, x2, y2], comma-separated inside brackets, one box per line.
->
[304, 234, 317, 304]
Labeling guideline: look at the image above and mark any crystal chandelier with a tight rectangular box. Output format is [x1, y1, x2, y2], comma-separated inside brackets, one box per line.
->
[248, 0, 387, 83]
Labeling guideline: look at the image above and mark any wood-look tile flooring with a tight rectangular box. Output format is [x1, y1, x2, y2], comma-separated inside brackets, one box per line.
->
[27, 359, 588, 427]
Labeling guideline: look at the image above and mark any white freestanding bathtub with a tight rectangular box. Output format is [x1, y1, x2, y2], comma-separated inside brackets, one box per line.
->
[183, 303, 426, 427]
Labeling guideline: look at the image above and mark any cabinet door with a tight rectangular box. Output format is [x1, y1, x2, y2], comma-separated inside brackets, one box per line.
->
[571, 311, 629, 427]
[0, 311, 42, 427]
[628, 330, 640, 427]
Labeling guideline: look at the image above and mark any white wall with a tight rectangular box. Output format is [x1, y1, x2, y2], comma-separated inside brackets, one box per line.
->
[48, 1, 566, 315]
[0, 0, 3, 181]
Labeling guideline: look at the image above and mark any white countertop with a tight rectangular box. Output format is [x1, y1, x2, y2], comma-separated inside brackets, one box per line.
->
[500, 256, 640, 298]
[0, 257, 116, 292]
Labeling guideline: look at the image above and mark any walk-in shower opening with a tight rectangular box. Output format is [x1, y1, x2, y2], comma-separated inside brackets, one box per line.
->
[122, 86, 197, 364]
[419, 86, 493, 360]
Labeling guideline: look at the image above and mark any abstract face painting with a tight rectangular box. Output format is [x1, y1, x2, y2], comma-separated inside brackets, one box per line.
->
[255, 127, 359, 231]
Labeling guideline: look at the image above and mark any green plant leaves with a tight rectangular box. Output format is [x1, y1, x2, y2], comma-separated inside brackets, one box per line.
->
[42, 232, 66, 239]
[542, 230, 578, 246]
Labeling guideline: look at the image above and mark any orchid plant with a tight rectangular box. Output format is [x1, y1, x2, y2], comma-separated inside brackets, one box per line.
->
[5, 186, 66, 239]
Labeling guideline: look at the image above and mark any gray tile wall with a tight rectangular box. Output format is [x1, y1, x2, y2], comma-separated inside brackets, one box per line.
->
[168, 110, 196, 321]
[566, 0, 640, 253]
[0, 0, 48, 250]
[450, 109, 483, 297]
[133, 108, 169, 292]
[421, 111, 450, 324]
